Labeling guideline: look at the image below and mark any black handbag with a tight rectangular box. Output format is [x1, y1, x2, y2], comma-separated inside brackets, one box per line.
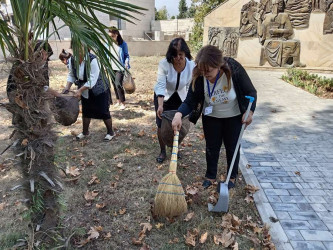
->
[163, 72, 182, 111]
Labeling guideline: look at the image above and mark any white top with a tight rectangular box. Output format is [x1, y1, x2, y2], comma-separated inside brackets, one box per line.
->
[154, 58, 195, 101]
[203, 73, 241, 118]
[110, 43, 122, 71]
[67, 58, 100, 99]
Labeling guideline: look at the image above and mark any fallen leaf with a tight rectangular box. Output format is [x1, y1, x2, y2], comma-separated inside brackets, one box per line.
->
[117, 162, 123, 168]
[114, 175, 120, 181]
[186, 185, 199, 195]
[132, 237, 143, 245]
[104, 232, 111, 240]
[138, 130, 145, 137]
[110, 182, 117, 188]
[88, 174, 100, 185]
[184, 230, 196, 247]
[244, 194, 254, 203]
[184, 212, 195, 222]
[21, 138, 28, 146]
[254, 226, 263, 234]
[155, 223, 164, 229]
[66, 166, 80, 177]
[96, 203, 106, 209]
[119, 208, 126, 215]
[244, 184, 260, 194]
[87, 226, 100, 240]
[140, 243, 150, 250]
[168, 238, 179, 244]
[214, 230, 234, 247]
[232, 241, 239, 250]
[84, 190, 99, 201]
[15, 94, 28, 109]
[0, 202, 6, 210]
[199, 232, 208, 244]
[140, 223, 152, 233]
[246, 164, 252, 169]
[295, 171, 301, 176]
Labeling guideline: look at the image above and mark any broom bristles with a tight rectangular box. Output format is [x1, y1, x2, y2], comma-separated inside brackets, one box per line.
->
[154, 131, 187, 217]
[154, 173, 187, 217]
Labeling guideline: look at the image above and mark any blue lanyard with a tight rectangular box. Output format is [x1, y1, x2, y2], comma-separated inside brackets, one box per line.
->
[206, 71, 220, 99]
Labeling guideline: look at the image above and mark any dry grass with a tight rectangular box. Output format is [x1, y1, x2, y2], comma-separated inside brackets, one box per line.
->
[0, 57, 272, 249]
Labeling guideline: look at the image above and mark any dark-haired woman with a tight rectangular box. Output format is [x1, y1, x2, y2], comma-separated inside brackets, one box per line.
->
[109, 28, 130, 110]
[59, 49, 72, 68]
[172, 45, 257, 189]
[154, 37, 195, 163]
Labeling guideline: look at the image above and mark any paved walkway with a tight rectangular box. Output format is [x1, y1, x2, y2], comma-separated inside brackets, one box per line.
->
[239, 70, 333, 250]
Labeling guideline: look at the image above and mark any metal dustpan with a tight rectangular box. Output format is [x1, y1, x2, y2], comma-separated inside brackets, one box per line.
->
[208, 96, 255, 213]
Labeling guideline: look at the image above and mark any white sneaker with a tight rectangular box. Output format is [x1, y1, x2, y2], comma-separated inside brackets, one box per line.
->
[104, 134, 115, 141]
[114, 103, 120, 107]
[119, 104, 126, 110]
[76, 133, 86, 140]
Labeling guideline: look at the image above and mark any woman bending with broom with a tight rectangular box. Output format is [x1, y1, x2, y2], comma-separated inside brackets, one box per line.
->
[172, 45, 257, 190]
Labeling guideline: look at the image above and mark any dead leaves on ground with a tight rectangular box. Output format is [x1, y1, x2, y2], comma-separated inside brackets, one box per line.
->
[244, 184, 260, 204]
[77, 226, 103, 247]
[132, 222, 153, 247]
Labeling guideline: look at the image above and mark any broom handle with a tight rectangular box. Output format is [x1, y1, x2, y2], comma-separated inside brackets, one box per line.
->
[225, 96, 254, 184]
[169, 131, 180, 173]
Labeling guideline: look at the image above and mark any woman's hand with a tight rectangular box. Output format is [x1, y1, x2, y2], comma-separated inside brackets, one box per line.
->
[172, 112, 183, 132]
[242, 110, 253, 129]
[74, 89, 83, 99]
[156, 105, 163, 119]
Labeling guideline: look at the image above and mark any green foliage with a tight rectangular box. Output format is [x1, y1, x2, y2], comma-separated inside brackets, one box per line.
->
[189, 0, 225, 52]
[282, 68, 333, 95]
[187, 3, 196, 18]
[178, 0, 188, 19]
[171, 15, 175, 19]
[155, 6, 168, 20]
[0, 232, 25, 249]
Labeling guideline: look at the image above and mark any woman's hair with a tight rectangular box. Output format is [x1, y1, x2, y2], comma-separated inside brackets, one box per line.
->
[192, 45, 232, 91]
[59, 49, 72, 62]
[109, 27, 124, 45]
[166, 37, 192, 63]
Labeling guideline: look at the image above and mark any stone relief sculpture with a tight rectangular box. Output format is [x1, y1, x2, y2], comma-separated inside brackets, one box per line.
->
[208, 27, 239, 58]
[324, 2, 333, 33]
[312, 0, 327, 11]
[258, 0, 305, 67]
[239, 0, 259, 37]
[284, 0, 312, 28]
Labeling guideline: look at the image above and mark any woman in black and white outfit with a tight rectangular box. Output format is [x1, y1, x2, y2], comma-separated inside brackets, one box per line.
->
[153, 37, 195, 163]
[63, 50, 115, 141]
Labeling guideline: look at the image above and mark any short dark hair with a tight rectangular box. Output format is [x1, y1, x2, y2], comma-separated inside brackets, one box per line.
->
[166, 37, 192, 63]
[109, 27, 124, 45]
[59, 49, 72, 61]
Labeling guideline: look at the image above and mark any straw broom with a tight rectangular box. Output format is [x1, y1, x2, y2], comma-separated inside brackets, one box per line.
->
[154, 131, 187, 217]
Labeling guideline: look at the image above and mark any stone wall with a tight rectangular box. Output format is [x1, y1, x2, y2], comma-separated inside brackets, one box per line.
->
[203, 0, 333, 68]
[151, 18, 194, 33]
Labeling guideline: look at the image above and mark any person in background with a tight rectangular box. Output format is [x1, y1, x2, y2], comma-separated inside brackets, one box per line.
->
[153, 37, 195, 163]
[108, 27, 130, 110]
[62, 47, 115, 141]
[172, 45, 257, 189]
[59, 49, 72, 68]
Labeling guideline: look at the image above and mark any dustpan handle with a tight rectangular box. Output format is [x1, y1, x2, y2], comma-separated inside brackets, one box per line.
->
[169, 131, 179, 173]
[225, 96, 254, 183]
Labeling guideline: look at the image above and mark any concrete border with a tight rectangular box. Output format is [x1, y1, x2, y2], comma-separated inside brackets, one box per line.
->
[239, 148, 293, 250]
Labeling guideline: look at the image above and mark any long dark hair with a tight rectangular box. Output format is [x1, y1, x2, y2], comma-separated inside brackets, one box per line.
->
[109, 27, 124, 45]
[166, 37, 192, 64]
[192, 45, 232, 91]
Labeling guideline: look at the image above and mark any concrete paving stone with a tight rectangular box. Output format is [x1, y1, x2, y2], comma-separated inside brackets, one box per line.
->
[272, 183, 297, 189]
[251, 166, 274, 171]
[285, 230, 304, 241]
[290, 241, 326, 250]
[295, 183, 304, 189]
[308, 220, 329, 230]
[260, 182, 274, 189]
[297, 203, 315, 211]
[300, 189, 327, 196]
[301, 183, 311, 188]
[305, 196, 327, 204]
[280, 177, 294, 182]
[252, 170, 267, 177]
[288, 211, 319, 220]
[271, 203, 300, 211]
[288, 189, 303, 196]
[319, 163, 333, 168]
[273, 166, 285, 171]
[265, 171, 291, 177]
[258, 176, 282, 183]
[317, 212, 333, 222]
[324, 177, 333, 184]
[300, 230, 333, 241]
[322, 203, 333, 212]
[281, 220, 311, 230]
[291, 176, 304, 182]
[280, 196, 308, 203]
[303, 177, 327, 183]
[294, 172, 321, 178]
[267, 195, 282, 202]
[275, 211, 291, 220]
[296, 166, 316, 172]
[323, 242, 333, 250]
[323, 221, 333, 231]
[260, 161, 281, 167]
[308, 183, 325, 190]
[265, 189, 290, 196]
[310, 204, 328, 212]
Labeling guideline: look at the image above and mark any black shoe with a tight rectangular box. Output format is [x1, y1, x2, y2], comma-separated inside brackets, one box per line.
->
[217, 180, 236, 193]
[202, 180, 213, 189]
[156, 152, 166, 163]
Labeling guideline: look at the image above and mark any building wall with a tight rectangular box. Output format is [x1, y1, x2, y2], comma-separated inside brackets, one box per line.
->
[151, 18, 194, 33]
[204, 0, 333, 68]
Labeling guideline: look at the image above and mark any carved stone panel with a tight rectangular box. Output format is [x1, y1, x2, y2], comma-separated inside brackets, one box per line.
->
[324, 1, 333, 34]
[240, 0, 259, 37]
[208, 27, 239, 58]
[311, 0, 327, 12]
[285, 0, 312, 28]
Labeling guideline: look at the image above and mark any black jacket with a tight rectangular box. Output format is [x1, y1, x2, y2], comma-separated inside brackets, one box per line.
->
[178, 57, 257, 124]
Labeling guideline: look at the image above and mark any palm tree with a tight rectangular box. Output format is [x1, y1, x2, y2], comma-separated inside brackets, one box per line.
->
[0, 0, 144, 237]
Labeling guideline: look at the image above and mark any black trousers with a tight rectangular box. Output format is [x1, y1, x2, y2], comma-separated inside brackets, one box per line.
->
[202, 114, 242, 180]
[111, 71, 125, 102]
